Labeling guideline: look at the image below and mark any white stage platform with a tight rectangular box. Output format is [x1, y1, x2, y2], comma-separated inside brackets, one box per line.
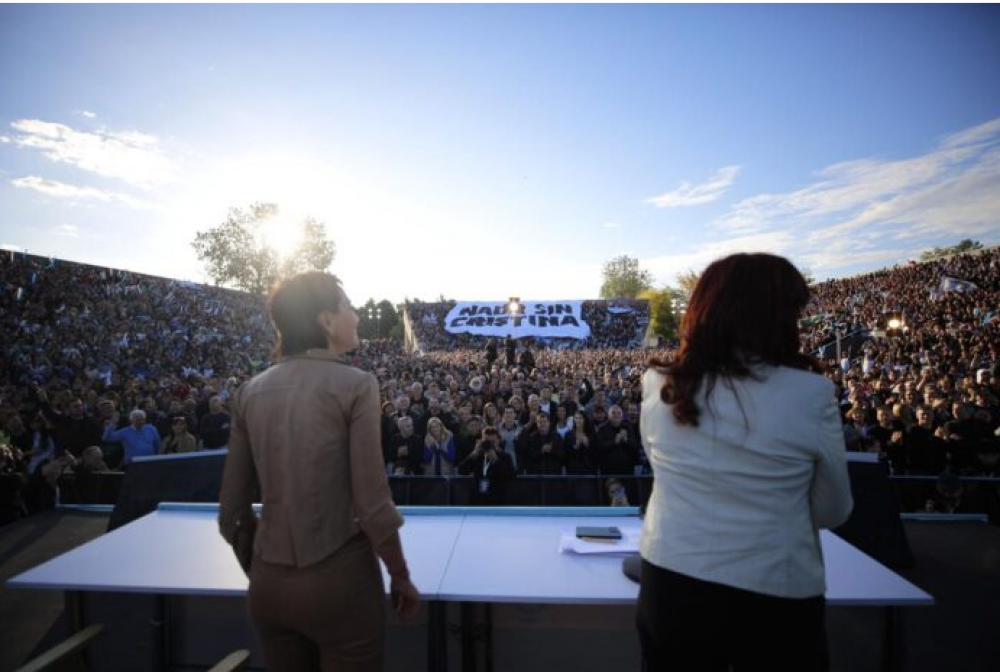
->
[8, 504, 932, 671]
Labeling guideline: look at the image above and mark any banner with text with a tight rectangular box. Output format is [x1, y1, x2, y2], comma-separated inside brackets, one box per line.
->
[444, 301, 591, 340]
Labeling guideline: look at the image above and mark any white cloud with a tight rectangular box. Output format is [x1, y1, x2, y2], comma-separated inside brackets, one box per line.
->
[643, 230, 797, 285]
[645, 165, 740, 208]
[9, 119, 177, 187]
[79, 110, 97, 119]
[705, 116, 1000, 276]
[603, 222, 622, 229]
[12, 175, 153, 209]
[55, 224, 79, 237]
[940, 116, 1000, 149]
[0, 135, 10, 143]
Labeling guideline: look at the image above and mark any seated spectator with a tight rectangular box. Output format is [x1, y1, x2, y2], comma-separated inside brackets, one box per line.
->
[456, 414, 484, 465]
[36, 387, 103, 458]
[924, 472, 971, 514]
[422, 417, 457, 476]
[102, 409, 161, 465]
[199, 396, 230, 449]
[482, 402, 500, 429]
[163, 416, 198, 454]
[907, 406, 949, 475]
[73, 445, 112, 503]
[0, 444, 27, 526]
[553, 403, 574, 439]
[944, 402, 992, 472]
[409, 382, 428, 417]
[523, 412, 565, 475]
[595, 405, 640, 475]
[78, 445, 110, 472]
[871, 406, 908, 473]
[390, 416, 423, 475]
[5, 413, 33, 453]
[424, 396, 460, 435]
[496, 407, 522, 472]
[590, 404, 609, 433]
[605, 477, 630, 507]
[26, 413, 58, 475]
[380, 400, 398, 464]
[564, 410, 596, 474]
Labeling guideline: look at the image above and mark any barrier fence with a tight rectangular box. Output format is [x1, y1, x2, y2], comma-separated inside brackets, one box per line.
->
[49, 471, 1000, 522]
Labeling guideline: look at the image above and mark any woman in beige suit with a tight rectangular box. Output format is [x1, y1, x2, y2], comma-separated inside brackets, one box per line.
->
[219, 272, 419, 672]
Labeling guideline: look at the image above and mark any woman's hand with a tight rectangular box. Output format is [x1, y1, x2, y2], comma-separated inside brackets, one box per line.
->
[390, 575, 421, 620]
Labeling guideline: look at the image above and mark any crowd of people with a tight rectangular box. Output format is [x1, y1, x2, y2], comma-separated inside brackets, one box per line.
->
[2, 246, 999, 525]
[0, 253, 263, 521]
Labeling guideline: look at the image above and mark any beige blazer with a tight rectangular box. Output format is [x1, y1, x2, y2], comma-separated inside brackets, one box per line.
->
[219, 349, 403, 568]
[640, 365, 853, 599]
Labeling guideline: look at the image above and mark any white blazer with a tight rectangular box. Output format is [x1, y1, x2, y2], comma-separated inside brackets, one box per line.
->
[640, 365, 853, 599]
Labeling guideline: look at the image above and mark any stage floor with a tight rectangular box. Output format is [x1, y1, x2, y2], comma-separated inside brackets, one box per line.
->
[1, 510, 998, 672]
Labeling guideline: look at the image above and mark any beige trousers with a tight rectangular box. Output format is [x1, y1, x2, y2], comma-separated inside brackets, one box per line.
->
[248, 533, 385, 672]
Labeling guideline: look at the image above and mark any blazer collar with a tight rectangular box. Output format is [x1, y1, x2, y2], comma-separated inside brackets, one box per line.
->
[282, 348, 347, 365]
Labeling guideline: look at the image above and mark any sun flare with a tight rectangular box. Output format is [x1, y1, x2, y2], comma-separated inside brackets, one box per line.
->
[259, 212, 303, 259]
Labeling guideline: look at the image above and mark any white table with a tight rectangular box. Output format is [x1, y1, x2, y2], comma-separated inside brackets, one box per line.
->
[9, 504, 933, 671]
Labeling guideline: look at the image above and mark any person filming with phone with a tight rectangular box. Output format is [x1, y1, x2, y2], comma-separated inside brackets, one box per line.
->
[458, 426, 515, 505]
[637, 253, 853, 671]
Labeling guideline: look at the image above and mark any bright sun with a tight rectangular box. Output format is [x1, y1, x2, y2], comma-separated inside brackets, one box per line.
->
[259, 212, 304, 259]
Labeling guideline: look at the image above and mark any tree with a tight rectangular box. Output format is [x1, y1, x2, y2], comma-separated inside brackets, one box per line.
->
[599, 255, 654, 299]
[675, 269, 700, 300]
[358, 298, 400, 340]
[920, 239, 984, 262]
[638, 287, 680, 343]
[192, 203, 336, 294]
[280, 217, 336, 277]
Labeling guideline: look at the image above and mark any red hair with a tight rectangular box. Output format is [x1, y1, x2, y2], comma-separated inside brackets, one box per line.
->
[650, 253, 822, 427]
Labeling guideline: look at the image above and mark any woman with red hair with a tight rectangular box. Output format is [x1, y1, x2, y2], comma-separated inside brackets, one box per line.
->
[637, 253, 853, 671]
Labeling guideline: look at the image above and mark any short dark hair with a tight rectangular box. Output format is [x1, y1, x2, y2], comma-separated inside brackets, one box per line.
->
[268, 272, 346, 358]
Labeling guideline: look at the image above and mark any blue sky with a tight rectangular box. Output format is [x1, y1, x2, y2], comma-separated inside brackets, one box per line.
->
[1, 4, 999, 303]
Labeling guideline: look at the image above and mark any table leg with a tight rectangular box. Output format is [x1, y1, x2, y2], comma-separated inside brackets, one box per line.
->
[484, 603, 493, 672]
[65, 591, 84, 632]
[152, 594, 171, 672]
[461, 602, 476, 672]
[882, 606, 904, 672]
[428, 600, 448, 672]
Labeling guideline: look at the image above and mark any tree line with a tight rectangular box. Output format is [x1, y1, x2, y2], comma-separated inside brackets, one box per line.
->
[190, 204, 984, 344]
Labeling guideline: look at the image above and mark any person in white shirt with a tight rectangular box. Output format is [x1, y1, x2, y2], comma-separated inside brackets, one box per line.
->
[637, 252, 853, 672]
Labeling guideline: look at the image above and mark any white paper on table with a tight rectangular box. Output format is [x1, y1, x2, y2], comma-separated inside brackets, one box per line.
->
[559, 527, 642, 555]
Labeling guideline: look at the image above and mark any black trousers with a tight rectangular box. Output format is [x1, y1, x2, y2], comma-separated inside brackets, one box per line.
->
[636, 560, 829, 672]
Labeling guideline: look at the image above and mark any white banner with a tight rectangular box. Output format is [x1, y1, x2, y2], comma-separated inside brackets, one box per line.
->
[444, 301, 591, 339]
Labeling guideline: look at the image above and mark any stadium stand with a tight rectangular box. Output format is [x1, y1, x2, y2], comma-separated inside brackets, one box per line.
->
[1, 247, 999, 527]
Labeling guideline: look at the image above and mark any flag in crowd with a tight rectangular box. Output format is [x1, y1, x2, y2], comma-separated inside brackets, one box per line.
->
[939, 276, 978, 293]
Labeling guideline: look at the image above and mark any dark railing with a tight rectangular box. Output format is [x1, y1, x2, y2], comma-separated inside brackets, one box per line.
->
[56, 472, 125, 506]
[389, 474, 653, 508]
[887, 475, 1000, 520]
[49, 471, 1000, 523]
